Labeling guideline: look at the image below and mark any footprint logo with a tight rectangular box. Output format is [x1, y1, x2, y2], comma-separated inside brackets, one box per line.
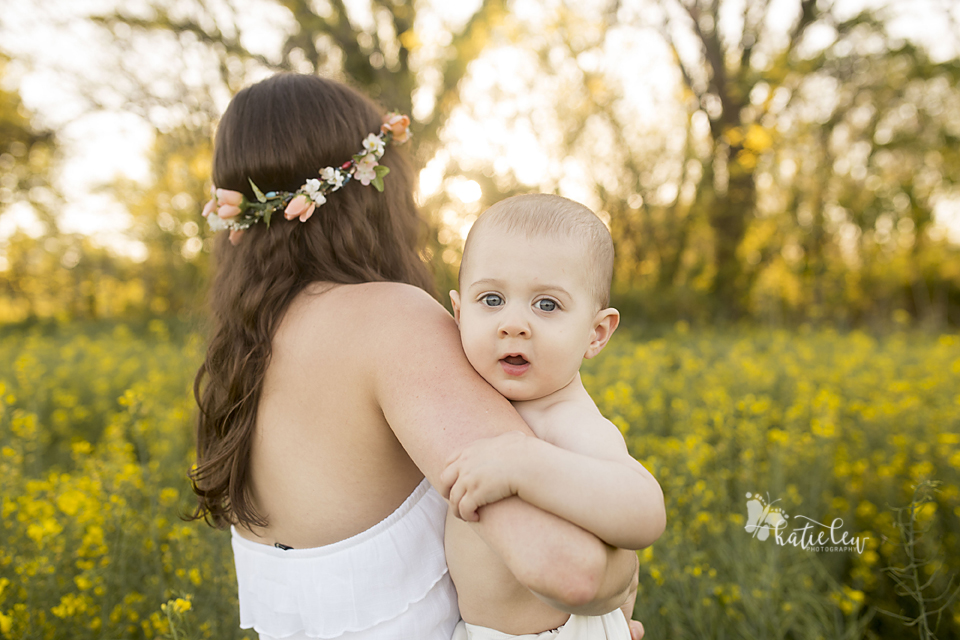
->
[744, 492, 789, 541]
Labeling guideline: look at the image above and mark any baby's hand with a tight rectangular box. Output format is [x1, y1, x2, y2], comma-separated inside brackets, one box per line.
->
[439, 431, 527, 521]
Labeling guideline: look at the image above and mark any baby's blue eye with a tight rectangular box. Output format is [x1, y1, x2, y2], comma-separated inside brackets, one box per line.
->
[535, 299, 557, 312]
[481, 294, 504, 307]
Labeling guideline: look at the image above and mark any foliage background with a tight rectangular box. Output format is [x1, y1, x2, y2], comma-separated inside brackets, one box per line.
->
[1, 0, 959, 638]
[1, 0, 959, 325]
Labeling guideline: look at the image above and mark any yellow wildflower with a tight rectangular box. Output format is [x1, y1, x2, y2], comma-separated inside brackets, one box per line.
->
[0, 611, 11, 634]
[56, 489, 86, 517]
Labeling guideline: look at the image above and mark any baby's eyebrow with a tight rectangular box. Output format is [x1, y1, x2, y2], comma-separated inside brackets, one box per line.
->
[469, 278, 506, 290]
[536, 285, 573, 298]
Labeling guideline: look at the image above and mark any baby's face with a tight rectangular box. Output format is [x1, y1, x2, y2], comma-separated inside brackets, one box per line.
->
[451, 228, 603, 402]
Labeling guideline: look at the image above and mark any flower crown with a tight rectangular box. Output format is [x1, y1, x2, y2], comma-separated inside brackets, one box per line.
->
[201, 112, 411, 245]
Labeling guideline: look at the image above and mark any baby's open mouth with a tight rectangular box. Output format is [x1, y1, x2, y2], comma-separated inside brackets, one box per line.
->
[502, 355, 528, 366]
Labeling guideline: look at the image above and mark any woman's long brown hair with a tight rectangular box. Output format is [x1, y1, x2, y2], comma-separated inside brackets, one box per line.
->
[189, 74, 434, 529]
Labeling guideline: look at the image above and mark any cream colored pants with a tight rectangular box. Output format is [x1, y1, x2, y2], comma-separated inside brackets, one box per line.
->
[451, 611, 631, 640]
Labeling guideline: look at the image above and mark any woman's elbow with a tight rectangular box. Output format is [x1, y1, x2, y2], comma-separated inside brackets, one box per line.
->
[621, 491, 667, 550]
[512, 538, 609, 607]
[642, 512, 666, 551]
[641, 492, 667, 548]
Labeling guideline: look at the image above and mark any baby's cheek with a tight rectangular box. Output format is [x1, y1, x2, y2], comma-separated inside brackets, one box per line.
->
[460, 336, 487, 372]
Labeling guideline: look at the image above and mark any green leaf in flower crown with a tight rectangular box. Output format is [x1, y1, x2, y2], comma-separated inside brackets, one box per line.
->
[263, 206, 272, 228]
[248, 178, 267, 203]
[371, 165, 390, 192]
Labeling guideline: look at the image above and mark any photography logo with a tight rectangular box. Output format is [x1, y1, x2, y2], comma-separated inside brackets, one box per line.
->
[744, 491, 868, 553]
[744, 492, 789, 541]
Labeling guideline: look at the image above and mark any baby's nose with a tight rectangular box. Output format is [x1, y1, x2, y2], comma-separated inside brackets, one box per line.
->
[498, 310, 530, 337]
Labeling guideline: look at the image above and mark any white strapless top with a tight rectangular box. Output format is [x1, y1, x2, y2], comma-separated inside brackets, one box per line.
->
[231, 478, 459, 639]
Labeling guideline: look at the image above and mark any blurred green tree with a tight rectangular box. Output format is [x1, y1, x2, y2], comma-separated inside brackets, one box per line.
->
[110, 126, 213, 317]
[761, 34, 960, 326]
[438, 0, 960, 324]
[93, 0, 508, 149]
[0, 54, 67, 322]
[0, 53, 59, 233]
[604, 0, 960, 321]
[0, 232, 146, 322]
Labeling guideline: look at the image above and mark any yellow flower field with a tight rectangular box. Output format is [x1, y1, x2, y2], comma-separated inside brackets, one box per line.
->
[1, 320, 958, 639]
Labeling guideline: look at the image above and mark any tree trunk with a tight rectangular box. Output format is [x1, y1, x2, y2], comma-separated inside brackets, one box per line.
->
[709, 162, 753, 317]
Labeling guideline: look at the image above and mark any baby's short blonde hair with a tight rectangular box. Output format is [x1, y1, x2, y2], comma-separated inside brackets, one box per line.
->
[461, 194, 615, 309]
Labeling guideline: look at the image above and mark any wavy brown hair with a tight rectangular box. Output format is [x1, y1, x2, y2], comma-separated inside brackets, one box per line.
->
[189, 74, 434, 529]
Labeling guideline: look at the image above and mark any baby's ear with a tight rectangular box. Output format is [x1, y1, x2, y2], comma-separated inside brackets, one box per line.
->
[584, 308, 620, 359]
[449, 290, 462, 327]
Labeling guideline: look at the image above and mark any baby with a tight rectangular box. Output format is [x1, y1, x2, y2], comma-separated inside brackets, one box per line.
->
[440, 194, 666, 640]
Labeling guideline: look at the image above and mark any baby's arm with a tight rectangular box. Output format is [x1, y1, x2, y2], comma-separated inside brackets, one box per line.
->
[441, 406, 665, 550]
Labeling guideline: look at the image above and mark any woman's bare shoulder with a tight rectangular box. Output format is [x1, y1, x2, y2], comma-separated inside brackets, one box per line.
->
[344, 281, 442, 308]
[279, 282, 457, 369]
[303, 281, 452, 333]
[295, 281, 439, 313]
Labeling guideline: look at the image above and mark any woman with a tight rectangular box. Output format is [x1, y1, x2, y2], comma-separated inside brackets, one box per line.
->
[190, 73, 643, 640]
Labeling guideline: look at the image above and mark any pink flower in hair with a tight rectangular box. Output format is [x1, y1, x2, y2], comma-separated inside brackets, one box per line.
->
[201, 184, 219, 217]
[201, 198, 216, 218]
[228, 229, 245, 245]
[284, 194, 316, 222]
[216, 189, 243, 206]
[354, 155, 378, 186]
[215, 188, 244, 218]
[381, 113, 411, 143]
[299, 203, 316, 222]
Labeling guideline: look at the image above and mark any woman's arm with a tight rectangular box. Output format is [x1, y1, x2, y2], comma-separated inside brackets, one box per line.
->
[441, 428, 665, 550]
[467, 495, 639, 612]
[361, 283, 636, 612]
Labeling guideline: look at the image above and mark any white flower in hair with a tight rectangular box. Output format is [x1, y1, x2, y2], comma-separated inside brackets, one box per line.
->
[320, 167, 345, 190]
[362, 133, 385, 158]
[207, 214, 228, 232]
[303, 178, 327, 205]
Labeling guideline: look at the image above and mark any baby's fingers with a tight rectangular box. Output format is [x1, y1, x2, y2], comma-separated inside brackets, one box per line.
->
[458, 492, 481, 522]
[447, 478, 468, 520]
[438, 460, 460, 499]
